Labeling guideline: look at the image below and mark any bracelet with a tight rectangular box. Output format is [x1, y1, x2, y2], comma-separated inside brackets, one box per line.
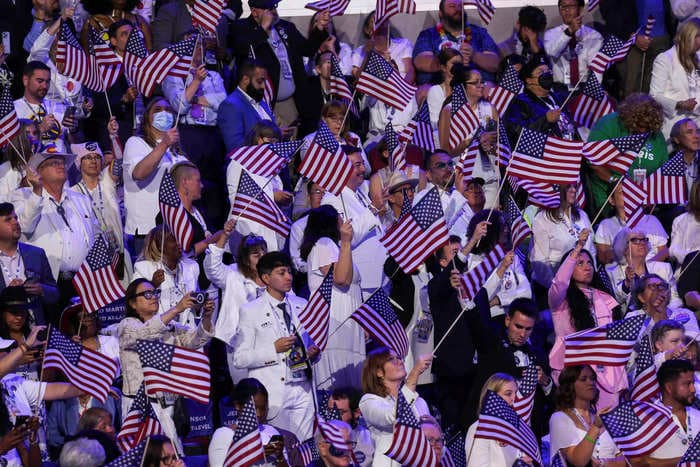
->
[584, 434, 597, 444]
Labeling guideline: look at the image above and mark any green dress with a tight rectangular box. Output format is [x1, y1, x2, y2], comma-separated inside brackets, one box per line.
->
[586, 113, 668, 219]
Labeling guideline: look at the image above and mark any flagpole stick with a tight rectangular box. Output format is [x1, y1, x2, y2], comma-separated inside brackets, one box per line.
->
[433, 303, 469, 355]
[139, 436, 151, 467]
[639, 52, 646, 91]
[560, 69, 589, 109]
[37, 324, 52, 384]
[159, 225, 166, 267]
[338, 89, 357, 131]
[677, 250, 700, 283]
[0, 131, 29, 167]
[175, 34, 201, 127]
[590, 176, 625, 226]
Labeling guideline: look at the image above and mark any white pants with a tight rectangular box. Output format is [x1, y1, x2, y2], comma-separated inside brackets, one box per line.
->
[267, 381, 315, 441]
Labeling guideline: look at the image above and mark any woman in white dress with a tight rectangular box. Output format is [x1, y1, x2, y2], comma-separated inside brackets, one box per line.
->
[549, 365, 625, 466]
[300, 205, 364, 389]
[670, 182, 700, 265]
[465, 373, 534, 466]
[359, 347, 432, 467]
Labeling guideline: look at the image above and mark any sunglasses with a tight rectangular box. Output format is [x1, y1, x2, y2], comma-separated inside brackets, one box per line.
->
[132, 289, 162, 300]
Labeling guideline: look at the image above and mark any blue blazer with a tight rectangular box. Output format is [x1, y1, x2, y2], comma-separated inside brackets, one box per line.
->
[217, 88, 274, 151]
[0, 242, 59, 325]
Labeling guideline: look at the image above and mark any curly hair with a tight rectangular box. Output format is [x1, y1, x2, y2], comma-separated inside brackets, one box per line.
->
[300, 205, 340, 261]
[617, 93, 663, 134]
[82, 0, 139, 16]
[555, 365, 598, 410]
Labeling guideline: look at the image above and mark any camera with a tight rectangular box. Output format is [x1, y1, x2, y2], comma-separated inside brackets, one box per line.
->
[191, 291, 206, 307]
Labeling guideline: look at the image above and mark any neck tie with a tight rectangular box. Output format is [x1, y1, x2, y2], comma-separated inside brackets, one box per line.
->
[278, 302, 292, 332]
[568, 36, 579, 86]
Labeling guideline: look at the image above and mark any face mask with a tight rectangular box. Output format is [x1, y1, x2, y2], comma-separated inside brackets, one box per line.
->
[246, 83, 265, 103]
[537, 72, 554, 90]
[152, 111, 174, 131]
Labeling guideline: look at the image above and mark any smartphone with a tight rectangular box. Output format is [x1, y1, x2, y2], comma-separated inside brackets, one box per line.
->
[14, 415, 29, 428]
[36, 328, 47, 342]
[64, 106, 77, 119]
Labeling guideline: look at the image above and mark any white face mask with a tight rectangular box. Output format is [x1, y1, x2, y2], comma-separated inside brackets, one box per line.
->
[152, 111, 174, 131]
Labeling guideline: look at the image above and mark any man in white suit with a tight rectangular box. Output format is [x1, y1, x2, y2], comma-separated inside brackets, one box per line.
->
[233, 251, 320, 440]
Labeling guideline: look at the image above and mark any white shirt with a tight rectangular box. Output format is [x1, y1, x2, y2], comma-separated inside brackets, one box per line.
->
[238, 86, 273, 121]
[426, 84, 445, 147]
[0, 162, 24, 200]
[289, 215, 309, 273]
[13, 97, 68, 152]
[549, 410, 620, 463]
[476, 253, 532, 317]
[465, 420, 522, 466]
[363, 97, 418, 142]
[351, 38, 414, 78]
[122, 136, 187, 235]
[594, 214, 668, 261]
[162, 72, 227, 126]
[1, 373, 48, 464]
[544, 24, 603, 89]
[208, 424, 285, 467]
[670, 212, 700, 265]
[0, 247, 25, 283]
[649, 404, 700, 460]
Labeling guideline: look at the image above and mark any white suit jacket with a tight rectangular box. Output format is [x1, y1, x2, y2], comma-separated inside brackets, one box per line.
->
[10, 187, 98, 280]
[232, 292, 314, 420]
[650, 46, 700, 138]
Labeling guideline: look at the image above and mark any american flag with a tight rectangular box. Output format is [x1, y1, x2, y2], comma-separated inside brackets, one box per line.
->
[227, 140, 300, 178]
[385, 390, 439, 467]
[589, 32, 635, 74]
[496, 120, 511, 166]
[224, 396, 265, 467]
[351, 288, 409, 358]
[513, 364, 538, 424]
[43, 328, 118, 403]
[55, 20, 103, 92]
[444, 431, 466, 467]
[167, 34, 198, 79]
[564, 312, 646, 366]
[136, 339, 211, 404]
[463, 0, 495, 25]
[586, 0, 599, 12]
[124, 28, 179, 97]
[298, 265, 333, 351]
[456, 133, 479, 180]
[263, 76, 275, 107]
[643, 15, 656, 36]
[317, 415, 352, 452]
[231, 170, 291, 237]
[679, 429, 700, 467]
[87, 27, 122, 90]
[449, 83, 480, 150]
[550, 450, 566, 467]
[381, 186, 448, 273]
[72, 235, 125, 313]
[487, 63, 522, 117]
[305, 0, 350, 16]
[385, 120, 405, 171]
[509, 177, 560, 209]
[645, 152, 688, 205]
[297, 438, 321, 466]
[329, 54, 353, 101]
[191, 0, 226, 34]
[582, 133, 647, 174]
[600, 400, 677, 458]
[398, 100, 435, 152]
[297, 120, 354, 195]
[568, 73, 615, 129]
[116, 383, 163, 452]
[509, 128, 583, 185]
[458, 244, 507, 301]
[473, 390, 541, 464]
[597, 263, 615, 297]
[630, 336, 659, 402]
[159, 171, 194, 251]
[356, 51, 417, 110]
[622, 177, 647, 230]
[398, 187, 412, 218]
[504, 197, 532, 249]
[374, 0, 416, 31]
[0, 85, 21, 149]
[107, 438, 148, 467]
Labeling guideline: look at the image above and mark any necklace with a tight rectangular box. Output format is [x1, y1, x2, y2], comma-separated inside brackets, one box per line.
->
[436, 22, 472, 49]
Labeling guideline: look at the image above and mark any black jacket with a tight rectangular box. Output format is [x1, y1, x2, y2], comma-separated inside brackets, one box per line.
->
[599, 0, 677, 40]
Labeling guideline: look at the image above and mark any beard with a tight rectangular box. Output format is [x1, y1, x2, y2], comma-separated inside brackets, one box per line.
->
[246, 83, 265, 102]
[443, 11, 465, 30]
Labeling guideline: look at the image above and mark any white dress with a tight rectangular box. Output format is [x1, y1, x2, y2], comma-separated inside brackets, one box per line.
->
[208, 424, 286, 467]
[549, 411, 619, 464]
[464, 421, 522, 466]
[0, 162, 24, 201]
[307, 237, 365, 390]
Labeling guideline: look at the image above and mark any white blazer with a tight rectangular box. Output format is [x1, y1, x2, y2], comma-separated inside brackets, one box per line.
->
[649, 46, 700, 138]
[232, 292, 314, 420]
[11, 187, 98, 279]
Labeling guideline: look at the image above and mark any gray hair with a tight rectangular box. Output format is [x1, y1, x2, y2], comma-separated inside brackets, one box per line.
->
[59, 438, 106, 467]
[612, 226, 650, 264]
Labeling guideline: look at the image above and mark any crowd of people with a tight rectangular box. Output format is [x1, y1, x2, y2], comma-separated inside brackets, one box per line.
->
[0, 0, 700, 464]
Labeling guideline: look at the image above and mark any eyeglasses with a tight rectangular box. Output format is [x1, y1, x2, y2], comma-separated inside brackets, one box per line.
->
[426, 436, 445, 446]
[646, 282, 669, 291]
[629, 237, 649, 244]
[133, 289, 162, 300]
[432, 160, 455, 170]
[328, 445, 354, 457]
[41, 159, 65, 168]
[82, 154, 102, 162]
[160, 454, 179, 465]
[386, 355, 403, 364]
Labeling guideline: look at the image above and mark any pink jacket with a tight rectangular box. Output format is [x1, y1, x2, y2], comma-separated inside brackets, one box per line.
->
[548, 252, 626, 405]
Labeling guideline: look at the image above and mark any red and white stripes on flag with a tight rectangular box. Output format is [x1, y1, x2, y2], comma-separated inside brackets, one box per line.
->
[644, 152, 688, 205]
[298, 266, 333, 351]
[458, 244, 506, 301]
[136, 339, 211, 404]
[297, 120, 354, 195]
[463, 0, 495, 25]
[600, 401, 677, 459]
[487, 63, 523, 117]
[374, 0, 416, 31]
[231, 170, 291, 237]
[621, 177, 647, 230]
[0, 85, 20, 148]
[227, 140, 300, 178]
[564, 313, 646, 367]
[43, 328, 118, 403]
[191, 0, 226, 34]
[385, 390, 439, 467]
[356, 51, 417, 110]
[263, 76, 275, 107]
[568, 73, 614, 129]
[72, 235, 126, 313]
[55, 21, 105, 92]
[630, 336, 659, 402]
[116, 384, 163, 452]
[512, 364, 538, 425]
[124, 29, 180, 97]
[381, 187, 449, 273]
[88, 27, 122, 90]
[588, 31, 636, 74]
[329, 54, 353, 101]
[224, 397, 265, 467]
[351, 288, 409, 358]
[159, 171, 195, 251]
[448, 84, 480, 150]
[581, 133, 648, 174]
[305, 0, 350, 16]
[509, 128, 583, 185]
[398, 101, 435, 152]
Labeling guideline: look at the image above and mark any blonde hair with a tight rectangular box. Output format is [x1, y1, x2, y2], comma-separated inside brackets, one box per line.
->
[139, 225, 175, 262]
[675, 18, 700, 73]
[477, 373, 516, 411]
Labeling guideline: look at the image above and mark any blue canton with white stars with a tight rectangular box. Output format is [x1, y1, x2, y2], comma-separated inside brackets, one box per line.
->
[415, 101, 431, 124]
[396, 390, 421, 429]
[518, 364, 538, 397]
[60, 21, 81, 49]
[232, 397, 261, 443]
[0, 86, 15, 116]
[270, 141, 301, 161]
[48, 329, 83, 366]
[159, 172, 182, 208]
[498, 64, 523, 94]
[481, 391, 520, 428]
[125, 30, 148, 59]
[450, 82, 468, 117]
[613, 133, 647, 154]
[661, 153, 687, 176]
[635, 337, 654, 377]
[412, 188, 444, 230]
[681, 430, 700, 463]
[238, 171, 267, 200]
[364, 52, 393, 80]
[598, 35, 626, 58]
[366, 290, 400, 326]
[106, 439, 147, 467]
[85, 236, 113, 271]
[314, 121, 341, 154]
[581, 74, 607, 101]
[168, 35, 196, 58]
[606, 314, 645, 341]
[515, 128, 547, 159]
[136, 340, 175, 371]
[384, 121, 399, 155]
[601, 402, 642, 438]
[317, 265, 334, 303]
